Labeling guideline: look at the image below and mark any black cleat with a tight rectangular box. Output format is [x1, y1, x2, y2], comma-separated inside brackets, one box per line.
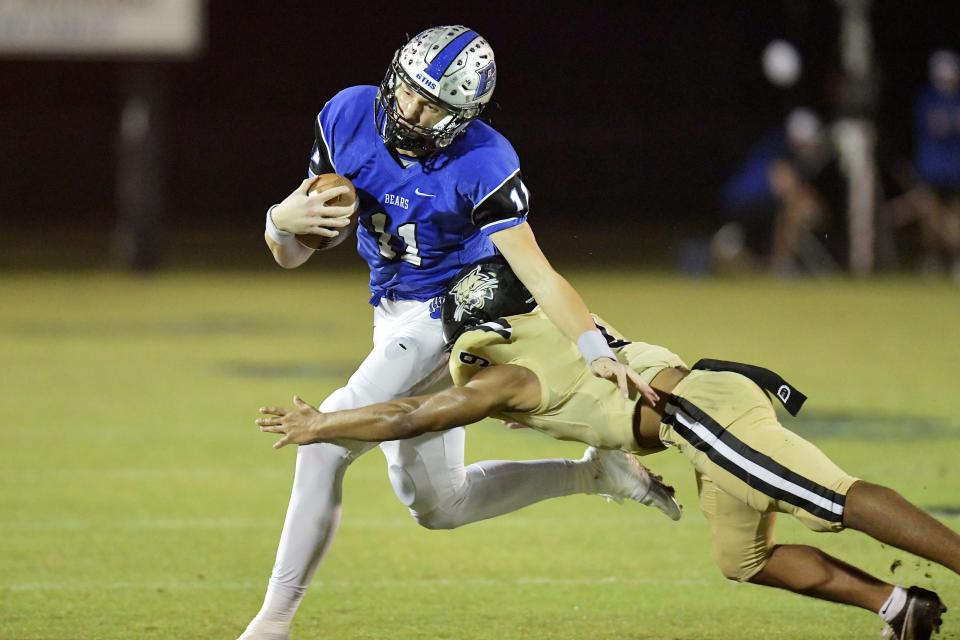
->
[882, 586, 947, 640]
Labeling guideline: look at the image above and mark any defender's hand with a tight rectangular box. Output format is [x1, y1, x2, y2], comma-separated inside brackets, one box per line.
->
[591, 357, 660, 404]
[257, 395, 323, 449]
[271, 178, 356, 237]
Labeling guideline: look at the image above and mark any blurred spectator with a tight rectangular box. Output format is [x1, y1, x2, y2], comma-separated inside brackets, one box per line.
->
[711, 108, 846, 275]
[891, 50, 960, 280]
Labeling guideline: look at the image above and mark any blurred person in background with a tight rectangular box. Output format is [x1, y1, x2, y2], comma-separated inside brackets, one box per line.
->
[890, 50, 960, 280]
[712, 108, 846, 276]
[242, 25, 661, 640]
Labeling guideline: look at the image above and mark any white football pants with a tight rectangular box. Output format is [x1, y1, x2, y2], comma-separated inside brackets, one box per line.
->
[258, 299, 594, 614]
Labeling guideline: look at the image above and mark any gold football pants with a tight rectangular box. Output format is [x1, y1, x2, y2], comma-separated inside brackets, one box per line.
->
[661, 370, 858, 581]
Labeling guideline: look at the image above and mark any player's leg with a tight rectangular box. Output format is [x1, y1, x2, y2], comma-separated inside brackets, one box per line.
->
[700, 396, 960, 577]
[915, 187, 946, 274]
[749, 545, 893, 611]
[666, 373, 949, 635]
[699, 470, 883, 608]
[700, 470, 947, 638]
[943, 192, 960, 280]
[238, 386, 379, 640]
[695, 469, 776, 583]
[751, 548, 947, 639]
[769, 161, 823, 274]
[749, 539, 949, 640]
[376, 302, 659, 529]
[239, 302, 433, 640]
[697, 470, 889, 609]
[842, 481, 960, 574]
[383, 427, 606, 530]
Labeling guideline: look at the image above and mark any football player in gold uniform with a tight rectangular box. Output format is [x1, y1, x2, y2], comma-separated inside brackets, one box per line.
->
[258, 258, 955, 640]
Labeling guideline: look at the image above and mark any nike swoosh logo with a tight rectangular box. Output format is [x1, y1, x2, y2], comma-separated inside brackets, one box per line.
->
[415, 188, 436, 198]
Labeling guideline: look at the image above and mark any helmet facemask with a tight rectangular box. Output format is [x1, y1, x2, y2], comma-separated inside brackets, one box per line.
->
[375, 51, 483, 155]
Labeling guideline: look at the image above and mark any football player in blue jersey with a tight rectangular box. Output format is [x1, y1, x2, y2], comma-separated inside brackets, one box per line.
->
[911, 50, 960, 280]
[240, 26, 664, 640]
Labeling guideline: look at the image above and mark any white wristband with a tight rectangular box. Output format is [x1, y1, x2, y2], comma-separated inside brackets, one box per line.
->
[265, 205, 294, 245]
[576, 329, 616, 365]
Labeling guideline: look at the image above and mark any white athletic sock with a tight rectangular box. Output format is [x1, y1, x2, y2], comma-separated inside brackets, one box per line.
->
[879, 585, 908, 622]
[237, 582, 303, 639]
[262, 581, 304, 622]
[572, 456, 604, 494]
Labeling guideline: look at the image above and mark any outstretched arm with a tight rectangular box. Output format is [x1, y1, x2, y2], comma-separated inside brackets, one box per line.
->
[490, 222, 657, 402]
[257, 364, 539, 448]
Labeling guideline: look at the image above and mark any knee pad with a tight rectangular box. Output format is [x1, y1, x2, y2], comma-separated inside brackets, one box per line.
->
[382, 446, 446, 512]
[377, 335, 425, 394]
[409, 506, 458, 531]
[380, 429, 467, 514]
[384, 456, 420, 508]
[713, 545, 771, 582]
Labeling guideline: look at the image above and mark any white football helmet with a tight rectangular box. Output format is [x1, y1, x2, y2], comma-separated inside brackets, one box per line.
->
[376, 26, 497, 153]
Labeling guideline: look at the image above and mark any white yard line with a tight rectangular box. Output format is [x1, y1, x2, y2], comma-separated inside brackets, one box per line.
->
[1, 511, 700, 532]
[4, 576, 711, 592]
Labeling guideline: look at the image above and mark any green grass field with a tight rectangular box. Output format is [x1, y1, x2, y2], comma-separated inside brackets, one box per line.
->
[1, 269, 958, 639]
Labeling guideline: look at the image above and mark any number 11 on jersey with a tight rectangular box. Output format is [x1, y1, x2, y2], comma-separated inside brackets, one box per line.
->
[509, 180, 530, 212]
[370, 212, 421, 267]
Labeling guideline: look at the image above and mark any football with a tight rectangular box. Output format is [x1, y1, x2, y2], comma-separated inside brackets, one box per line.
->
[296, 173, 359, 251]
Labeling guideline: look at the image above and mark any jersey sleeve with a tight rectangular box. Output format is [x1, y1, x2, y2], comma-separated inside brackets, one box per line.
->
[590, 314, 631, 349]
[472, 170, 530, 236]
[448, 319, 513, 386]
[308, 106, 336, 177]
[305, 86, 378, 180]
[461, 132, 530, 236]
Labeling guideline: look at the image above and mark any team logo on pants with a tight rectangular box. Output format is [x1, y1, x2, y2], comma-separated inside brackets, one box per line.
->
[777, 385, 791, 403]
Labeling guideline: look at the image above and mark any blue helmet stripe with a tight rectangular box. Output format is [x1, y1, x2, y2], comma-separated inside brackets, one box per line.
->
[424, 30, 479, 81]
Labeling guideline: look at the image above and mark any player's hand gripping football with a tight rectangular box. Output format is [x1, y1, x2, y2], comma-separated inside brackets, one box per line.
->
[591, 357, 660, 405]
[257, 396, 323, 449]
[271, 178, 356, 237]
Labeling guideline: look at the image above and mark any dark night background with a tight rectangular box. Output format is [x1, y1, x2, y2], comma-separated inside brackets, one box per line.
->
[1, 1, 958, 267]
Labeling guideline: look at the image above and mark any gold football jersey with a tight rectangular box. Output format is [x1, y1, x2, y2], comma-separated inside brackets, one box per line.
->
[449, 309, 686, 453]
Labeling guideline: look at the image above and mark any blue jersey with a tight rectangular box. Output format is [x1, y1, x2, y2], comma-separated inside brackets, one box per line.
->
[308, 86, 530, 305]
[721, 131, 787, 212]
[914, 87, 960, 188]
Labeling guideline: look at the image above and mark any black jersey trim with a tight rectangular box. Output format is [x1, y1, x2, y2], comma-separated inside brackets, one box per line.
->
[595, 322, 631, 349]
[471, 169, 528, 228]
[309, 114, 335, 176]
[473, 318, 512, 340]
